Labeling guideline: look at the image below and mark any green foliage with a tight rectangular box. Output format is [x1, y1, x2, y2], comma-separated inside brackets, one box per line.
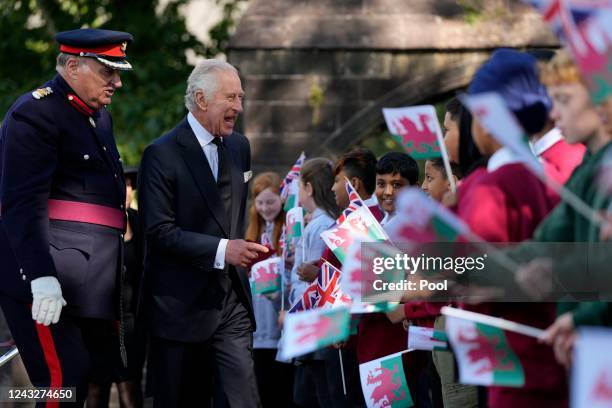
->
[0, 0, 245, 166]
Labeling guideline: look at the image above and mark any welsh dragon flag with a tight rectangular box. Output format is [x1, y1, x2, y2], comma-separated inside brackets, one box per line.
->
[460, 92, 544, 177]
[249, 256, 281, 295]
[286, 207, 304, 241]
[280, 307, 351, 359]
[445, 315, 525, 387]
[283, 180, 300, 211]
[572, 327, 612, 408]
[382, 105, 443, 160]
[340, 239, 399, 314]
[386, 187, 471, 244]
[360, 351, 414, 408]
[321, 205, 388, 264]
[523, 0, 612, 103]
[408, 326, 448, 351]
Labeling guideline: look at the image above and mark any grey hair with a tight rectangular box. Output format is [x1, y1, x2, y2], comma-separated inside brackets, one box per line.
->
[184, 59, 239, 112]
[56, 52, 79, 72]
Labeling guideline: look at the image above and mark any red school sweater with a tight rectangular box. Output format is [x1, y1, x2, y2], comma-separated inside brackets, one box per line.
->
[456, 162, 568, 408]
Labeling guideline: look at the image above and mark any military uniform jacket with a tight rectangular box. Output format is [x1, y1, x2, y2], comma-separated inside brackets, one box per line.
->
[0, 74, 126, 319]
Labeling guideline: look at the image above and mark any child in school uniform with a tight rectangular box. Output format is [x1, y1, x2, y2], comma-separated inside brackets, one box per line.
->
[456, 49, 568, 408]
[421, 158, 461, 202]
[375, 152, 420, 226]
[511, 50, 612, 369]
[245, 172, 295, 407]
[287, 158, 345, 408]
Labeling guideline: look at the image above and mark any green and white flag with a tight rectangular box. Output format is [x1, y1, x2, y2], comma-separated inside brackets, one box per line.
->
[283, 180, 300, 211]
[408, 326, 448, 351]
[340, 239, 400, 313]
[383, 105, 443, 160]
[386, 187, 471, 244]
[280, 307, 351, 360]
[249, 256, 282, 295]
[360, 351, 414, 408]
[286, 206, 304, 241]
[445, 315, 525, 387]
[321, 206, 388, 264]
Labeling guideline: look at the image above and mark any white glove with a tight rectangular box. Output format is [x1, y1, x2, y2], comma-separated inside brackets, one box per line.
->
[31, 277, 67, 326]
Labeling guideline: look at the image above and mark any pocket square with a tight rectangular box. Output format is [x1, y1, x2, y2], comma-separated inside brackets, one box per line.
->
[244, 170, 253, 183]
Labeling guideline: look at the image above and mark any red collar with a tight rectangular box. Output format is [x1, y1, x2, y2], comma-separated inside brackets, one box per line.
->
[67, 93, 95, 117]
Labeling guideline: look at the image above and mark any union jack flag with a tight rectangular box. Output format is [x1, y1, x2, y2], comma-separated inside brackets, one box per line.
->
[280, 152, 306, 200]
[525, 0, 610, 56]
[314, 262, 343, 308]
[336, 179, 364, 225]
[288, 282, 320, 313]
[288, 261, 351, 313]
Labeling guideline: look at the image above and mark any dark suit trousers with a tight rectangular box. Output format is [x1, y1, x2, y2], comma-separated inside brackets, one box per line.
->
[151, 286, 260, 408]
[0, 295, 101, 407]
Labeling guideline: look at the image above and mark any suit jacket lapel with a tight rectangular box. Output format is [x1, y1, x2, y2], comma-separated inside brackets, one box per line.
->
[176, 120, 230, 237]
[226, 138, 244, 239]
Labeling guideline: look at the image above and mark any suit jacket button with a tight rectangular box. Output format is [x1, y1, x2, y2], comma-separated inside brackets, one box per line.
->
[21, 275, 26, 281]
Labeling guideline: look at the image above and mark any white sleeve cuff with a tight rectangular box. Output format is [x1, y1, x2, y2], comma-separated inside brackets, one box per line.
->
[214, 239, 228, 269]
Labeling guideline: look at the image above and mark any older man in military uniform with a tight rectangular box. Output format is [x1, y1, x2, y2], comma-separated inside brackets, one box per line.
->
[0, 28, 132, 405]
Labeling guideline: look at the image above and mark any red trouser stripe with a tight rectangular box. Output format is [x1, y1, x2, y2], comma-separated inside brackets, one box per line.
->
[34, 323, 63, 408]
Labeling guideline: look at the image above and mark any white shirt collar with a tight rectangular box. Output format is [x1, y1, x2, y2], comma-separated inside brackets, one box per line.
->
[363, 195, 379, 208]
[530, 127, 564, 157]
[187, 112, 215, 148]
[487, 147, 523, 173]
[380, 211, 393, 226]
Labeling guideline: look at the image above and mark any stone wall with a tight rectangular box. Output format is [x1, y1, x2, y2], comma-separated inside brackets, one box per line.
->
[227, 0, 558, 174]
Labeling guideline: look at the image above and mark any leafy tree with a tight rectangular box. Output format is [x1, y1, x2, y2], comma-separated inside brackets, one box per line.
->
[0, 0, 245, 165]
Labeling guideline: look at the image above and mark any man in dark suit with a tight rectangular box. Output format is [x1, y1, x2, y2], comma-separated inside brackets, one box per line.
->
[139, 59, 268, 407]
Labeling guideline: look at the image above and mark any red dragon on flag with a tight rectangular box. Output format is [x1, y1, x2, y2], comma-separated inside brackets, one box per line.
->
[366, 363, 407, 406]
[393, 113, 441, 156]
[294, 316, 338, 345]
[458, 328, 518, 375]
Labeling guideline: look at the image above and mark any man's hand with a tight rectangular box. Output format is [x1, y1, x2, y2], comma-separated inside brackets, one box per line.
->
[225, 239, 269, 268]
[31, 276, 67, 326]
[515, 258, 553, 301]
[297, 261, 319, 283]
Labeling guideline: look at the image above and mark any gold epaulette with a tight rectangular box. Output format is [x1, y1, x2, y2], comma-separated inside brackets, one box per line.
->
[32, 87, 53, 100]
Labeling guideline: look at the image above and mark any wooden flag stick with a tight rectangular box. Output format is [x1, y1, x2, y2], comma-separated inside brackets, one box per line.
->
[441, 306, 544, 338]
[338, 348, 347, 395]
[431, 113, 457, 193]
